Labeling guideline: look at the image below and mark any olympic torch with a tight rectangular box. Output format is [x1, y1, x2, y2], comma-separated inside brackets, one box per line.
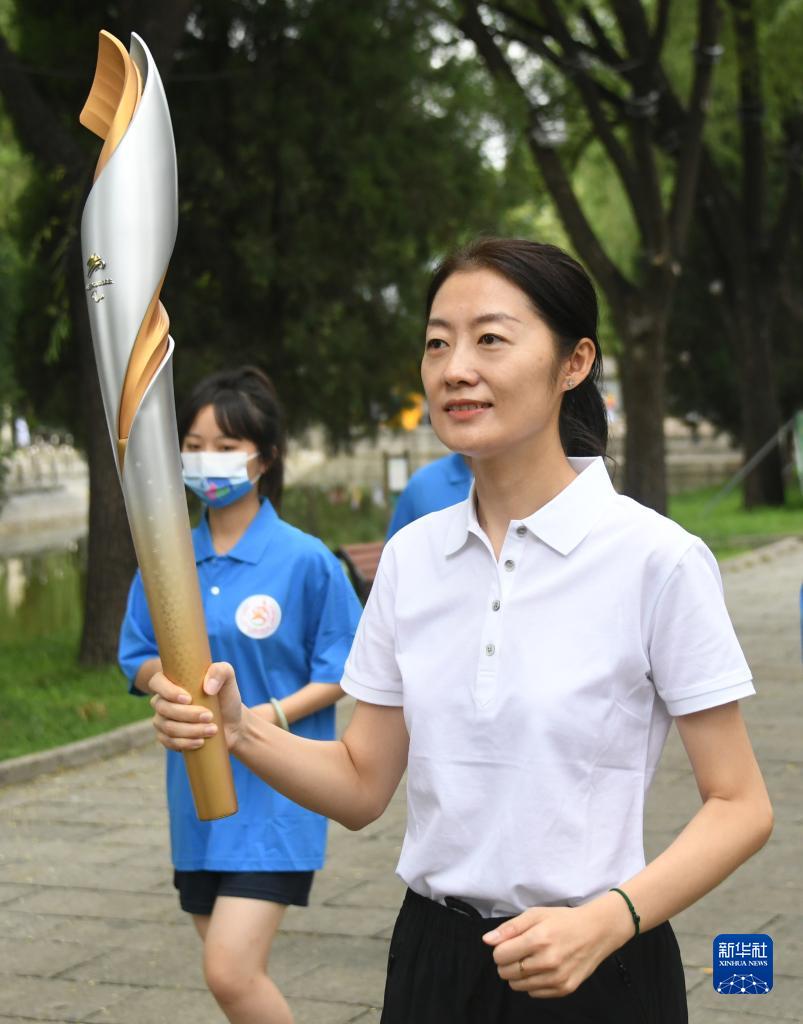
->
[79, 30, 237, 820]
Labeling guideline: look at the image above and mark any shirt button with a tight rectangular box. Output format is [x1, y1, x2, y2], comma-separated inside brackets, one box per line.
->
[485, 643, 495, 656]
[491, 599, 501, 611]
[210, 586, 221, 595]
[516, 525, 526, 537]
[504, 559, 515, 572]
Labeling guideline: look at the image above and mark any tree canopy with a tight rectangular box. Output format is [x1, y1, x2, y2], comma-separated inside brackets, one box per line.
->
[2, 0, 520, 444]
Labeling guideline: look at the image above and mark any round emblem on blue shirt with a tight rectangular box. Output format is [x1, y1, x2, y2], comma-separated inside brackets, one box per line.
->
[235, 594, 282, 639]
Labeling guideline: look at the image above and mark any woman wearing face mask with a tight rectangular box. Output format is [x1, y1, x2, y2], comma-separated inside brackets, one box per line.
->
[118, 365, 362, 1024]
[148, 242, 772, 1023]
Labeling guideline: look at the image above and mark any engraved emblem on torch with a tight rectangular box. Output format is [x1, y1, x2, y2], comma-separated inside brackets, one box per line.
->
[85, 254, 113, 302]
[87, 253, 106, 275]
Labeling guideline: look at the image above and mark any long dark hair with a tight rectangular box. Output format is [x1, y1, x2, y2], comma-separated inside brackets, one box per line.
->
[177, 366, 286, 508]
[425, 238, 608, 457]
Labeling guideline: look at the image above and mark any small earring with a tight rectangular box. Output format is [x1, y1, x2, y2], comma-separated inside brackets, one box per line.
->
[565, 378, 574, 389]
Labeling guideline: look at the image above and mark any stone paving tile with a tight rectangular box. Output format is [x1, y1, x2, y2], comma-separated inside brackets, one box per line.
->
[0, 911, 187, 950]
[289, 1000, 377, 1024]
[5, 799, 158, 829]
[322, 875, 408, 912]
[373, 922, 396, 941]
[348, 1011, 381, 1024]
[0, 883, 34, 906]
[282, 935, 388, 1008]
[0, 820, 104, 843]
[762, 914, 803, 977]
[92, 825, 169, 847]
[314, 872, 404, 908]
[8, 888, 178, 923]
[0, 936, 108, 979]
[61, 944, 208, 991]
[672, 885, 799, 934]
[87, 765, 162, 789]
[148, 877, 178, 894]
[83, 989, 374, 1024]
[82, 986, 219, 1024]
[324, 833, 403, 870]
[0, 908, 66, 941]
[0, 786, 43, 811]
[675, 930, 721, 971]
[0, 862, 166, 894]
[684, 1014, 789, 1024]
[0, 977, 139, 1022]
[742, 729, 803, 762]
[112, 844, 166, 868]
[271, 932, 388, 986]
[0, 839, 147, 869]
[687, 973, 803, 1020]
[282, 903, 396, 938]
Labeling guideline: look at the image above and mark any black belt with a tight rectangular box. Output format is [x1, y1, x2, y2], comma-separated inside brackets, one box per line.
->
[444, 895, 484, 919]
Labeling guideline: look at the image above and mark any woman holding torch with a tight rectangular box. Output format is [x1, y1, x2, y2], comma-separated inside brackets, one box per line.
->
[148, 240, 772, 1023]
[120, 365, 362, 1024]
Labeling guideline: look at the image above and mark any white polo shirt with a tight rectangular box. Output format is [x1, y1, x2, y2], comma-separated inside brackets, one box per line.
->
[341, 457, 755, 917]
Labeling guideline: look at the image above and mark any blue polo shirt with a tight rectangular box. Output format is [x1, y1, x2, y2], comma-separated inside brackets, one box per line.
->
[386, 453, 472, 539]
[118, 499, 362, 871]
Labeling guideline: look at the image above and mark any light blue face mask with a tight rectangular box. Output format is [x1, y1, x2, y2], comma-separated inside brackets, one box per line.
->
[181, 451, 259, 508]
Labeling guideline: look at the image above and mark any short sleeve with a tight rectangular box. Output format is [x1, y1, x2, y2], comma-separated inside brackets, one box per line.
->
[305, 551, 363, 683]
[341, 544, 403, 706]
[647, 539, 755, 716]
[118, 571, 159, 695]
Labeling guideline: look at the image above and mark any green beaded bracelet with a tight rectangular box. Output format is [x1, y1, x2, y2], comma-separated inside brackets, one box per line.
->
[609, 887, 640, 936]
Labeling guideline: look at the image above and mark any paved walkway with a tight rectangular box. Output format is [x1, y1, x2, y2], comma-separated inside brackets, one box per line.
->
[0, 539, 801, 1023]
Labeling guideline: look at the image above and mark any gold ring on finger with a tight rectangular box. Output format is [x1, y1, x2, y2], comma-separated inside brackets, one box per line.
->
[519, 957, 527, 976]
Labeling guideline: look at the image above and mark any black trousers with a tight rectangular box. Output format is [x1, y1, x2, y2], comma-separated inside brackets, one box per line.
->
[380, 889, 688, 1024]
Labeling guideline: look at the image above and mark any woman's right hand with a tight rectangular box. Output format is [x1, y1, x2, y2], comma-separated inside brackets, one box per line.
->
[150, 661, 244, 751]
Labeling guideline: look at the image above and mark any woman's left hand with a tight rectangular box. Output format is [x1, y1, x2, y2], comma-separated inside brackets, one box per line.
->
[482, 902, 622, 998]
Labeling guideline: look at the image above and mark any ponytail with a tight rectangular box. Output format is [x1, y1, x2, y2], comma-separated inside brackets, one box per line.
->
[559, 373, 608, 457]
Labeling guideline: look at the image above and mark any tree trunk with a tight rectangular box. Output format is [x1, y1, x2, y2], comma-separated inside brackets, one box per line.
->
[615, 299, 669, 514]
[732, 297, 785, 507]
[70, 235, 137, 665]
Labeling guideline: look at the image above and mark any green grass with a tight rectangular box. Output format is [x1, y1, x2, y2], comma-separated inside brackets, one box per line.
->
[669, 485, 803, 560]
[0, 629, 151, 761]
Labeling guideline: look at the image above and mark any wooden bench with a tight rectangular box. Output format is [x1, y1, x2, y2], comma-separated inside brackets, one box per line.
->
[336, 540, 384, 604]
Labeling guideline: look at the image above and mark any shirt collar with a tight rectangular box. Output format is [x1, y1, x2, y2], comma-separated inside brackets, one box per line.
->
[444, 456, 615, 558]
[193, 499, 280, 564]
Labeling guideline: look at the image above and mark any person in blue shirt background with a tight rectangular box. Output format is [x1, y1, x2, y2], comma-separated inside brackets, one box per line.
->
[385, 451, 472, 539]
[119, 365, 362, 1024]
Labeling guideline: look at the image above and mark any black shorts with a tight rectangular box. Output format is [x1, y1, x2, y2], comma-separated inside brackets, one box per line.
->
[381, 888, 688, 1024]
[173, 869, 314, 916]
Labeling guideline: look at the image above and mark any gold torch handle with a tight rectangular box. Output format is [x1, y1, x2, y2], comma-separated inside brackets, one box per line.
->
[137, 528, 237, 821]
